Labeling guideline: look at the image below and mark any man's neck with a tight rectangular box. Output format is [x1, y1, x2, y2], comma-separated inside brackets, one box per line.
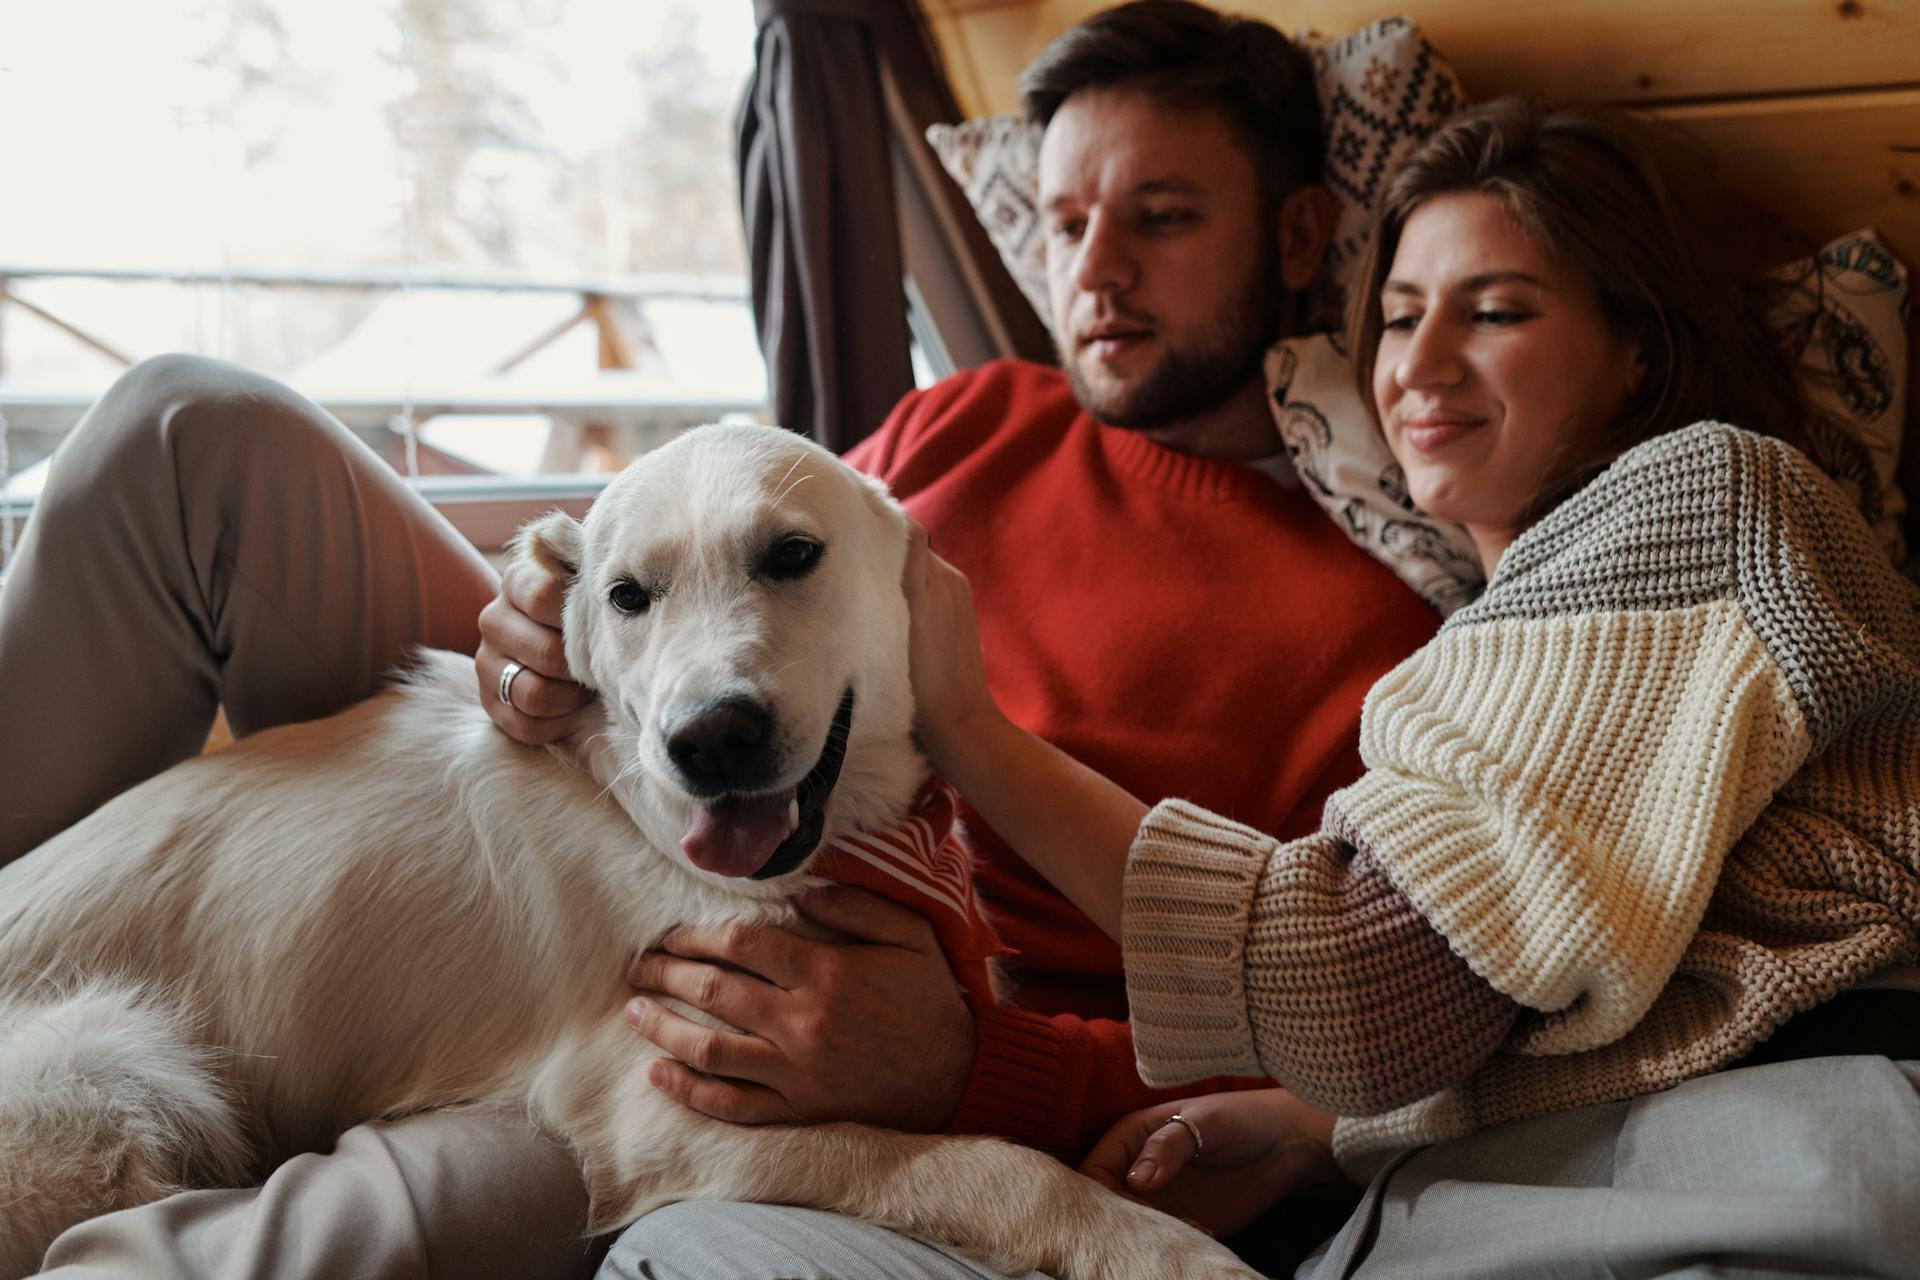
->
[1136, 377, 1277, 463]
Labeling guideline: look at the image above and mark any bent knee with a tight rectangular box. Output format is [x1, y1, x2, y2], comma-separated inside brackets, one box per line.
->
[110, 351, 248, 404]
[53, 354, 354, 495]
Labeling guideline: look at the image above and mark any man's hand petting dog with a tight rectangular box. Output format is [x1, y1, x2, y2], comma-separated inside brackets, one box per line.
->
[625, 884, 975, 1131]
[475, 558, 593, 744]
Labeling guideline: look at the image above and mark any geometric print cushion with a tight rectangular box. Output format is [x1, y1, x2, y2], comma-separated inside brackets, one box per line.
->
[926, 16, 1466, 339]
[924, 114, 1051, 325]
[1306, 17, 1465, 289]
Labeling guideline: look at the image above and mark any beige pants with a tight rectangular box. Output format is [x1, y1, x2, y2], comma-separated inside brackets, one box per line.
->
[0, 355, 599, 1278]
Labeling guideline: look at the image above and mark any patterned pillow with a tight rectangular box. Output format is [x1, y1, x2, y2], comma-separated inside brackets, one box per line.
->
[1267, 333, 1485, 615]
[924, 114, 1050, 326]
[1773, 229, 1911, 563]
[1307, 18, 1464, 283]
[925, 16, 1463, 337]
[1271, 229, 1914, 614]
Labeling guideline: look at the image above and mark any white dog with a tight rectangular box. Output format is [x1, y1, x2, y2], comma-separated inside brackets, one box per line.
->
[0, 423, 1254, 1280]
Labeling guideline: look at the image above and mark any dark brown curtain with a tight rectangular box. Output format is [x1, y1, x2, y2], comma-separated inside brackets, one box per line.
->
[739, 0, 1050, 453]
[740, 0, 909, 452]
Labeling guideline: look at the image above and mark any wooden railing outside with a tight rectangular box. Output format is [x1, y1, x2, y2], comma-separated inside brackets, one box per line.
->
[0, 263, 766, 480]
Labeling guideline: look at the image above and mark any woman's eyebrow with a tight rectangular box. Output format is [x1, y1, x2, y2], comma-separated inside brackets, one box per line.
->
[1381, 270, 1547, 297]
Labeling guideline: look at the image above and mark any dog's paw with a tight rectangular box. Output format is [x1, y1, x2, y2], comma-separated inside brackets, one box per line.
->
[1053, 1195, 1261, 1280]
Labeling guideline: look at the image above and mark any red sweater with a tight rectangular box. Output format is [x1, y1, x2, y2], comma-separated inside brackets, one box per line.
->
[846, 361, 1438, 1159]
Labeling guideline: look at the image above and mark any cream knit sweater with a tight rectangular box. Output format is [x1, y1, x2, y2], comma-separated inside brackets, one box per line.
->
[1122, 422, 1920, 1171]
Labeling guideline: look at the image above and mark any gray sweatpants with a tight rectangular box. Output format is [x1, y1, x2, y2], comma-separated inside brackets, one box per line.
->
[1, 355, 600, 1278]
[602, 1056, 1920, 1280]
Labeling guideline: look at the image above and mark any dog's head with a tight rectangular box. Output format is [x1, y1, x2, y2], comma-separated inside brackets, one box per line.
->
[518, 423, 924, 891]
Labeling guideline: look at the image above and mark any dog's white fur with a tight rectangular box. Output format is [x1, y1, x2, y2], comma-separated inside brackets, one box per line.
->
[0, 424, 1254, 1279]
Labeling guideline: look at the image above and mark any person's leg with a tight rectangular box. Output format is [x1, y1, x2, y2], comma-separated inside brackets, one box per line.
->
[1306, 1056, 1920, 1279]
[598, 1202, 1052, 1280]
[39, 1106, 601, 1280]
[2, 357, 538, 1276]
[0, 353, 497, 863]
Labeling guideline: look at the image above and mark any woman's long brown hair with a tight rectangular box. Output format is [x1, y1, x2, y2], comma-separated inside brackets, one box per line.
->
[1347, 96, 1866, 518]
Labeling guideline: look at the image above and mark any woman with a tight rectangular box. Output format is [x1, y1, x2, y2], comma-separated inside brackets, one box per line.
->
[906, 97, 1920, 1275]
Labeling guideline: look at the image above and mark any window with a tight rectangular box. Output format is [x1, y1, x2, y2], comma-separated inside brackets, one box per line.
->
[0, 0, 766, 556]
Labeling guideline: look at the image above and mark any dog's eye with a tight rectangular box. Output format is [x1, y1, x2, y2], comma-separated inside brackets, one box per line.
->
[763, 536, 823, 582]
[608, 580, 651, 615]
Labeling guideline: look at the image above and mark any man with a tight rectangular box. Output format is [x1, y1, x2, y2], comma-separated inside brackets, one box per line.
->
[0, 2, 1433, 1275]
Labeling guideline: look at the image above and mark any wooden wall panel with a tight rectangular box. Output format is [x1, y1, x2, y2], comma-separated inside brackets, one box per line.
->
[925, 0, 1920, 118]
[1648, 89, 1920, 269]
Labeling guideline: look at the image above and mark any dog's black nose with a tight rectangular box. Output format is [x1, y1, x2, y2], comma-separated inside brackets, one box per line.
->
[667, 698, 777, 794]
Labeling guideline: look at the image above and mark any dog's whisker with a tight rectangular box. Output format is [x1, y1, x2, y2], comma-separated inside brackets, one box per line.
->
[771, 454, 805, 501]
[771, 470, 817, 507]
[761, 656, 806, 684]
[593, 752, 651, 804]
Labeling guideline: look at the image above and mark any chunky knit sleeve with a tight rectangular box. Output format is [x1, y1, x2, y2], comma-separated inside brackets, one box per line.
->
[1124, 800, 1521, 1114]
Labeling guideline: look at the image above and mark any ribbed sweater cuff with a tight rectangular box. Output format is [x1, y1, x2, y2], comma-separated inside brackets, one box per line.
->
[1123, 799, 1268, 1086]
[944, 1004, 1078, 1157]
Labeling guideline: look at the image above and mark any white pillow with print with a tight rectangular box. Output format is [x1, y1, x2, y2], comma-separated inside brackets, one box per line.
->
[1267, 334, 1485, 614]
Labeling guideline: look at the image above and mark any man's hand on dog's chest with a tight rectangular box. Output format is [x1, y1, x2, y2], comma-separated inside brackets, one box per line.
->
[625, 884, 975, 1131]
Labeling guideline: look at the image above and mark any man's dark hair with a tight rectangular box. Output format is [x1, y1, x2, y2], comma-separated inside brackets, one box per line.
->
[1019, 0, 1325, 207]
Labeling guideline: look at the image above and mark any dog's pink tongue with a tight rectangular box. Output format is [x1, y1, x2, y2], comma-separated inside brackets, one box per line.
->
[681, 791, 796, 877]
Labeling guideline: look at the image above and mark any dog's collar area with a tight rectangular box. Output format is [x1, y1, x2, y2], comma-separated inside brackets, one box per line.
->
[750, 687, 855, 880]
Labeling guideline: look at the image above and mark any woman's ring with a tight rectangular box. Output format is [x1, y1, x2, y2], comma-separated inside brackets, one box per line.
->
[1163, 1112, 1204, 1156]
[499, 660, 527, 711]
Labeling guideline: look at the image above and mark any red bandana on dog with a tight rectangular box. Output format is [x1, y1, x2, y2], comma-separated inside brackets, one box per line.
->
[810, 780, 1013, 1006]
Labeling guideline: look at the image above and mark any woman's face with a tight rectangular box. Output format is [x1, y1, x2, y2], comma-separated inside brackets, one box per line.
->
[1372, 192, 1644, 566]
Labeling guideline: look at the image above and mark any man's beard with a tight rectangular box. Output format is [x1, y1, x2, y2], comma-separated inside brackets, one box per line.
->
[1062, 261, 1284, 432]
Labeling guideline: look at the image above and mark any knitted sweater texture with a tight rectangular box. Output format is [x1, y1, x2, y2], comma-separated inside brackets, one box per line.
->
[847, 360, 1440, 1159]
[1123, 422, 1920, 1170]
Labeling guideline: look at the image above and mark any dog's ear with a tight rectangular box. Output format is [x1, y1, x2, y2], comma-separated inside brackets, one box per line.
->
[516, 510, 583, 581]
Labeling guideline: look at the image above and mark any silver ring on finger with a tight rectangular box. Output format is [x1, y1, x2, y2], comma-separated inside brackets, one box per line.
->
[1163, 1112, 1204, 1156]
[499, 659, 528, 712]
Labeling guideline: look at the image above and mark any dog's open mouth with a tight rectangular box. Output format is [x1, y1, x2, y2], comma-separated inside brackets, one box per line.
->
[678, 688, 854, 880]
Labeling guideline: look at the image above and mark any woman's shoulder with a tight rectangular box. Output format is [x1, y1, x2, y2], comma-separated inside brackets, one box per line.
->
[1605, 420, 1814, 493]
[1456, 421, 1899, 630]
[1450, 422, 1750, 628]
[1590, 420, 1888, 573]
[1455, 420, 1920, 744]
[1562, 419, 1829, 527]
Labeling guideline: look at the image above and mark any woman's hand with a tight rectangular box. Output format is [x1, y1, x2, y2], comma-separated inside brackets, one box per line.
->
[900, 515, 1146, 937]
[475, 559, 594, 744]
[902, 518, 1006, 773]
[1080, 1090, 1342, 1241]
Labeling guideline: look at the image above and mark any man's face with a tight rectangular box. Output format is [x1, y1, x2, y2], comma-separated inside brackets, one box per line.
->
[1038, 86, 1280, 430]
